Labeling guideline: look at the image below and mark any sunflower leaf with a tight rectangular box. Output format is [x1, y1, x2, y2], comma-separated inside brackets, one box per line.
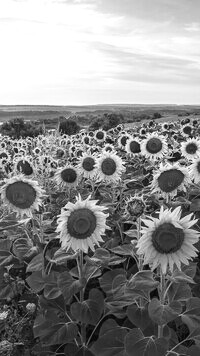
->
[90, 327, 128, 356]
[124, 328, 168, 356]
[181, 297, 200, 332]
[127, 304, 152, 330]
[127, 270, 159, 292]
[148, 298, 182, 325]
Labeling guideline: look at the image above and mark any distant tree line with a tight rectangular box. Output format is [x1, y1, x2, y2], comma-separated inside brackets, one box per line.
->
[0, 118, 43, 139]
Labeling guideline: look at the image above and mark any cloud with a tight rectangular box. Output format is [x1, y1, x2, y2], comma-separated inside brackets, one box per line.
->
[92, 42, 200, 84]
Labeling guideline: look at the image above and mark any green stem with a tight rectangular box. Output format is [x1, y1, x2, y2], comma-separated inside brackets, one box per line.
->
[158, 268, 166, 338]
[78, 250, 86, 346]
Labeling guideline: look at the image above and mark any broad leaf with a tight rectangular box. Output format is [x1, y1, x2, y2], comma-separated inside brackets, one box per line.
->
[148, 298, 182, 325]
[91, 327, 128, 356]
[128, 271, 159, 292]
[181, 297, 200, 332]
[99, 269, 126, 295]
[58, 271, 86, 302]
[127, 304, 152, 330]
[125, 329, 168, 356]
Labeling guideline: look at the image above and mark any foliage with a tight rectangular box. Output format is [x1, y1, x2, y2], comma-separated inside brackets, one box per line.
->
[59, 118, 81, 135]
[0, 117, 43, 138]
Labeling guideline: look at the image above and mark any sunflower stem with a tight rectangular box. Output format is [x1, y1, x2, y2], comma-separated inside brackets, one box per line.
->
[158, 267, 166, 338]
[137, 217, 145, 308]
[78, 250, 86, 346]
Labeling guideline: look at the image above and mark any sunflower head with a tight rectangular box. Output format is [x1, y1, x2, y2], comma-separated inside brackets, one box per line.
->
[151, 163, 191, 201]
[181, 124, 193, 137]
[141, 134, 167, 160]
[56, 194, 109, 253]
[125, 138, 141, 155]
[136, 206, 200, 274]
[181, 138, 200, 160]
[55, 166, 79, 188]
[125, 195, 145, 219]
[96, 152, 125, 184]
[0, 175, 44, 217]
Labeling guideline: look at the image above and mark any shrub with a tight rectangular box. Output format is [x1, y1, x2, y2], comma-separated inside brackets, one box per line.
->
[59, 118, 81, 135]
[0, 118, 43, 138]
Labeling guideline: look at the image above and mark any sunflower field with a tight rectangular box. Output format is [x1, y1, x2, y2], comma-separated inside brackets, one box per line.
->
[0, 119, 200, 356]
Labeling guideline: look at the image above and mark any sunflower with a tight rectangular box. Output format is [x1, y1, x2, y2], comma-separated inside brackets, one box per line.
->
[141, 133, 168, 161]
[139, 128, 146, 136]
[136, 206, 199, 274]
[189, 158, 200, 183]
[56, 194, 109, 253]
[0, 175, 44, 217]
[95, 152, 125, 184]
[14, 156, 35, 177]
[82, 135, 91, 145]
[77, 152, 97, 179]
[103, 143, 115, 153]
[151, 163, 191, 201]
[0, 150, 10, 162]
[181, 138, 200, 160]
[117, 133, 131, 149]
[95, 130, 106, 142]
[54, 165, 79, 188]
[125, 194, 145, 219]
[181, 124, 193, 137]
[161, 122, 169, 131]
[125, 137, 141, 156]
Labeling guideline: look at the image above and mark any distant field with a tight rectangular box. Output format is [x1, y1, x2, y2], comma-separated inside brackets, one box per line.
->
[0, 104, 200, 130]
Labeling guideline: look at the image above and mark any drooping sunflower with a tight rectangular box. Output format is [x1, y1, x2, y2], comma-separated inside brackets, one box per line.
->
[141, 133, 168, 161]
[95, 152, 125, 184]
[14, 156, 35, 177]
[56, 194, 109, 253]
[151, 163, 191, 201]
[189, 158, 200, 183]
[54, 165, 79, 188]
[103, 143, 115, 153]
[136, 206, 199, 274]
[117, 133, 131, 149]
[77, 152, 97, 180]
[125, 194, 146, 219]
[0, 175, 44, 217]
[125, 137, 141, 156]
[181, 138, 200, 160]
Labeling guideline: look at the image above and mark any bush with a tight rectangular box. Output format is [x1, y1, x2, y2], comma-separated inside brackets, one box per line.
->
[59, 118, 81, 135]
[0, 118, 43, 138]
[89, 113, 123, 131]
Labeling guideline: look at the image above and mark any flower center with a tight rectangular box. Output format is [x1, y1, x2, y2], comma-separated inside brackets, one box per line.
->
[146, 137, 162, 154]
[120, 136, 128, 146]
[6, 181, 37, 209]
[96, 131, 104, 140]
[84, 137, 90, 144]
[61, 168, 77, 183]
[17, 160, 33, 176]
[158, 169, 184, 193]
[129, 141, 141, 153]
[152, 222, 184, 253]
[101, 157, 117, 176]
[183, 126, 192, 135]
[0, 152, 8, 159]
[185, 143, 198, 154]
[82, 157, 95, 171]
[67, 208, 97, 239]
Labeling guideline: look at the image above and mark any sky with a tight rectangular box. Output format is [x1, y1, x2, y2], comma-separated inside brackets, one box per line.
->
[0, 0, 200, 105]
